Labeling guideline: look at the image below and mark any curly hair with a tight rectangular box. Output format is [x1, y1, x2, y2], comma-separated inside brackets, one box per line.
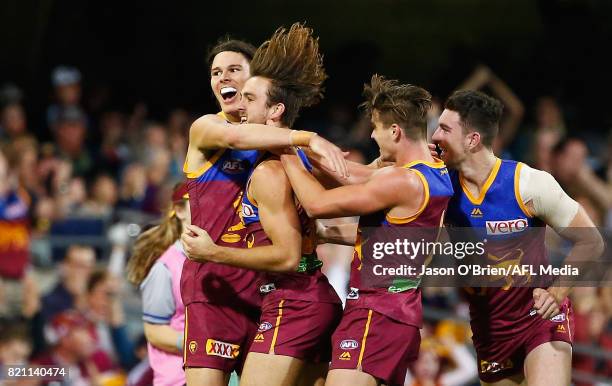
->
[361, 74, 432, 140]
[250, 22, 327, 126]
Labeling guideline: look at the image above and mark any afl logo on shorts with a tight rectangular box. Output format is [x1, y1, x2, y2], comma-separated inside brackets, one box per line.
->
[258, 322, 273, 332]
[222, 159, 246, 174]
[340, 340, 359, 350]
[551, 313, 566, 323]
[189, 340, 198, 354]
[242, 203, 256, 218]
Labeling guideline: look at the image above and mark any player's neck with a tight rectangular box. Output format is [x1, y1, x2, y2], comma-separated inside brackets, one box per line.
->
[223, 110, 242, 123]
[394, 140, 435, 166]
[458, 149, 498, 188]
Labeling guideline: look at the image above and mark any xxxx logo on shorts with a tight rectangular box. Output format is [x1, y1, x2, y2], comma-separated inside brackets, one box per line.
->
[206, 339, 240, 359]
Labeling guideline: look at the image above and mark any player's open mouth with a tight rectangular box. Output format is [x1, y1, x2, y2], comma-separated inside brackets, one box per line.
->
[220, 86, 238, 102]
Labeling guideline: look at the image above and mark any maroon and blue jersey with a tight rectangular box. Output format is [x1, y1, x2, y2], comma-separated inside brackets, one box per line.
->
[241, 152, 340, 304]
[445, 158, 549, 341]
[350, 160, 453, 327]
[181, 114, 261, 307]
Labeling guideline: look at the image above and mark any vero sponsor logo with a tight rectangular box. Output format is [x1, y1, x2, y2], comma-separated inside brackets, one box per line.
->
[340, 340, 359, 350]
[485, 219, 528, 235]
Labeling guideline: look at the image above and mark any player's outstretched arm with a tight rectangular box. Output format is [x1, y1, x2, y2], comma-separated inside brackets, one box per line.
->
[188, 115, 348, 177]
[281, 153, 416, 219]
[181, 161, 303, 272]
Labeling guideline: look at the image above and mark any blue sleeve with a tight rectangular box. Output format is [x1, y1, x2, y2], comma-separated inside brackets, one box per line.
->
[140, 262, 176, 324]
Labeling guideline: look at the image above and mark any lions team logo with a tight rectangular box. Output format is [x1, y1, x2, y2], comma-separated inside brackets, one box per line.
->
[242, 203, 256, 218]
[258, 322, 273, 332]
[340, 340, 359, 350]
[189, 340, 198, 354]
[222, 159, 246, 174]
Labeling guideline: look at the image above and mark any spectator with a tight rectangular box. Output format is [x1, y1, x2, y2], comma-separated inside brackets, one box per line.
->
[41, 245, 96, 323]
[46, 66, 84, 130]
[84, 269, 137, 370]
[0, 149, 39, 320]
[79, 174, 118, 219]
[97, 111, 130, 177]
[116, 163, 148, 212]
[53, 107, 93, 178]
[126, 182, 189, 385]
[36, 310, 125, 386]
[0, 102, 29, 142]
[0, 324, 32, 366]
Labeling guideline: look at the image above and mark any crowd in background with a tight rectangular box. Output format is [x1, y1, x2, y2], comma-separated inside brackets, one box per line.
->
[0, 64, 610, 386]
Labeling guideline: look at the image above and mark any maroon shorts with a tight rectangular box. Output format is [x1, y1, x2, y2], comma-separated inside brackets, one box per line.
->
[475, 299, 574, 383]
[249, 297, 342, 363]
[330, 307, 420, 386]
[183, 302, 259, 373]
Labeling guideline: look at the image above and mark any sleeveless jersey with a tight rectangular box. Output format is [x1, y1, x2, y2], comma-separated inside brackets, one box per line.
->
[445, 158, 548, 341]
[349, 160, 453, 327]
[181, 112, 261, 307]
[241, 152, 340, 304]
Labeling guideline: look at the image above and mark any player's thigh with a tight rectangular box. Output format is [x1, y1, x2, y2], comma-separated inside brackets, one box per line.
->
[524, 341, 571, 386]
[297, 362, 329, 386]
[325, 369, 379, 386]
[240, 352, 305, 386]
[185, 367, 229, 386]
[480, 373, 524, 386]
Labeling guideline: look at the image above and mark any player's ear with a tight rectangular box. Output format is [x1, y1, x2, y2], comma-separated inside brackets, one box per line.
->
[269, 103, 285, 121]
[467, 131, 482, 149]
[390, 124, 402, 141]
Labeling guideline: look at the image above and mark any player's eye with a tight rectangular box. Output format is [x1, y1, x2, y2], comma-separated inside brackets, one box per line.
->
[211, 70, 221, 77]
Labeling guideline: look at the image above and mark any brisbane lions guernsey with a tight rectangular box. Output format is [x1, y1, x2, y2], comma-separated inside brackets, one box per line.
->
[445, 158, 549, 341]
[349, 160, 453, 327]
[241, 152, 340, 304]
[181, 113, 261, 307]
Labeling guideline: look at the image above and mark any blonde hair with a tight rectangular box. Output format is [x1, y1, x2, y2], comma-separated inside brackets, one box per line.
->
[126, 202, 185, 285]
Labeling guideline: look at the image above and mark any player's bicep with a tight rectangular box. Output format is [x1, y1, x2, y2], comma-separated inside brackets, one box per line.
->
[529, 170, 579, 230]
[308, 174, 400, 218]
[189, 115, 235, 149]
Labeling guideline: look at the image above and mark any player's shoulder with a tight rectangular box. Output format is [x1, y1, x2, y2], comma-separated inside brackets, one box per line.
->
[370, 165, 424, 193]
[251, 158, 287, 187]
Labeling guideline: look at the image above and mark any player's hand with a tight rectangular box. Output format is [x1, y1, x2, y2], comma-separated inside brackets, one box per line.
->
[308, 135, 348, 178]
[532, 287, 566, 319]
[428, 143, 440, 158]
[181, 224, 216, 263]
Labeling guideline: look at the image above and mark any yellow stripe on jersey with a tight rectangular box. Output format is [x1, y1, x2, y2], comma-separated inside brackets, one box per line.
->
[386, 169, 430, 224]
[184, 148, 225, 179]
[269, 300, 285, 354]
[514, 162, 534, 217]
[459, 158, 502, 205]
[357, 309, 373, 369]
[183, 306, 189, 364]
[402, 158, 446, 169]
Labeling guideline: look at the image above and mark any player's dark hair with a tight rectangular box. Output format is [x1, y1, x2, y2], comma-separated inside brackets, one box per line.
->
[361, 74, 432, 141]
[445, 90, 503, 147]
[250, 23, 327, 127]
[207, 37, 256, 69]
